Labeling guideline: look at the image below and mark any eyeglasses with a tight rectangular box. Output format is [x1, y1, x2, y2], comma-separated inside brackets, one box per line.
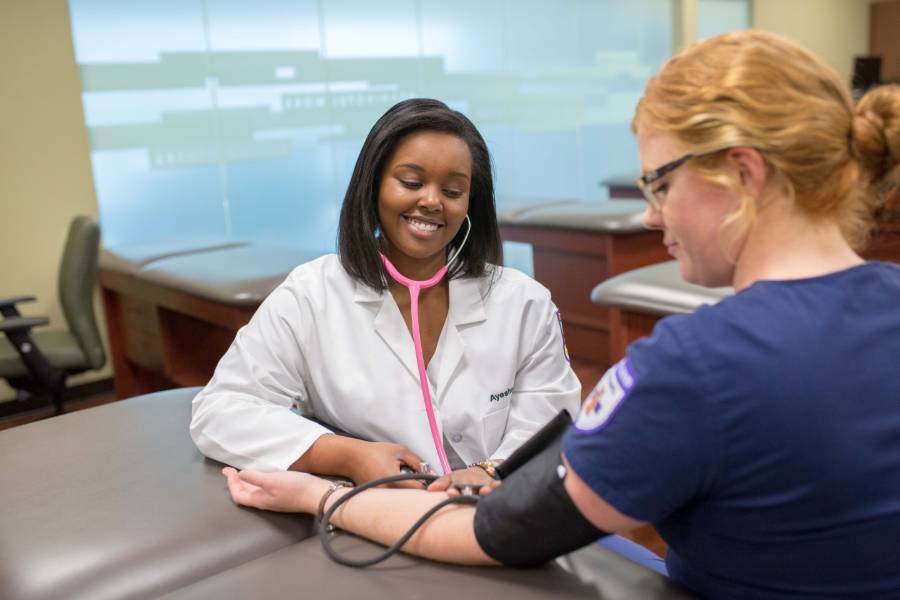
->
[635, 153, 694, 211]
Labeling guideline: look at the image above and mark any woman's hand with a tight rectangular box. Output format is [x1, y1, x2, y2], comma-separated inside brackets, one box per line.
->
[348, 441, 429, 489]
[222, 467, 330, 514]
[290, 436, 427, 489]
[426, 466, 501, 497]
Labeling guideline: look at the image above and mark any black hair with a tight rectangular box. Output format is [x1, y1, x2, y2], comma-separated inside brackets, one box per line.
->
[338, 98, 502, 290]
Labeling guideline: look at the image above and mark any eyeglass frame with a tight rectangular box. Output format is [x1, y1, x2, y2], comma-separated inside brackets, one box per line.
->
[635, 146, 744, 210]
[635, 152, 695, 211]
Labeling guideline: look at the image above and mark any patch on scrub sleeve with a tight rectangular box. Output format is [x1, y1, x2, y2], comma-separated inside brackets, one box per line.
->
[575, 358, 636, 432]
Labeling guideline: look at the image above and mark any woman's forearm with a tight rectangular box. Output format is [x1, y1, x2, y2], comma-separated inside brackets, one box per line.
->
[326, 487, 498, 566]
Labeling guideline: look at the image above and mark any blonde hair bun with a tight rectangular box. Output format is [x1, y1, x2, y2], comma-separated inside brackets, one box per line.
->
[853, 84, 900, 195]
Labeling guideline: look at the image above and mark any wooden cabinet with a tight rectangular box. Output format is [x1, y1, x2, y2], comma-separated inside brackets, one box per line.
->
[871, 0, 900, 82]
[99, 244, 319, 398]
[100, 268, 256, 398]
[500, 222, 668, 371]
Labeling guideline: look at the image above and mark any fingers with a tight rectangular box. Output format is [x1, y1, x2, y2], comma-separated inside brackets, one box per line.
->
[221, 466, 265, 490]
[480, 480, 502, 496]
[392, 447, 427, 488]
[426, 474, 452, 492]
[398, 448, 426, 472]
[221, 467, 268, 509]
[234, 469, 271, 487]
[429, 467, 491, 495]
[222, 467, 249, 492]
[391, 478, 428, 490]
[224, 472, 256, 507]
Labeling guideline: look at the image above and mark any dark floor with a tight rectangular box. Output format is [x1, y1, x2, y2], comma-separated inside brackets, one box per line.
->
[0, 387, 119, 432]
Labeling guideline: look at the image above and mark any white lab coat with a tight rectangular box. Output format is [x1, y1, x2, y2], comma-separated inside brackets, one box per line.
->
[190, 254, 580, 472]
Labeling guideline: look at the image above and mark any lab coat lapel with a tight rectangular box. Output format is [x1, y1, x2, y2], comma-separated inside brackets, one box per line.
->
[354, 280, 419, 382]
[435, 276, 488, 400]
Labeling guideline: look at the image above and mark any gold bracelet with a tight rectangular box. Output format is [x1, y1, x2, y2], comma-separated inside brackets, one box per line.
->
[469, 458, 499, 479]
[316, 480, 353, 526]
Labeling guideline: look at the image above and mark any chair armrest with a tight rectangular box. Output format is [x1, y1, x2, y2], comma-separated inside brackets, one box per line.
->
[0, 295, 37, 317]
[0, 316, 64, 400]
[0, 295, 36, 308]
[0, 316, 49, 333]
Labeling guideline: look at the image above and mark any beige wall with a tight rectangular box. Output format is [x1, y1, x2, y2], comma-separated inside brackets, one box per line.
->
[674, 0, 699, 53]
[752, 0, 872, 84]
[674, 0, 872, 86]
[0, 1, 111, 401]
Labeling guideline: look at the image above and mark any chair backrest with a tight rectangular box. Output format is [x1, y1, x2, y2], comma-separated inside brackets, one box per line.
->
[57, 216, 106, 370]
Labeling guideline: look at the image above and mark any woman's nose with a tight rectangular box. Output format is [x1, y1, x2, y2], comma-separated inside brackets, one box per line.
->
[417, 185, 442, 211]
[641, 205, 664, 230]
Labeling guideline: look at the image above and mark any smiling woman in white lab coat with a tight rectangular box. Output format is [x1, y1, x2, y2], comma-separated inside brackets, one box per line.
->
[190, 99, 580, 489]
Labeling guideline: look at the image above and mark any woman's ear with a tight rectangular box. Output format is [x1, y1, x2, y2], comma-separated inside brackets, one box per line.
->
[726, 146, 768, 199]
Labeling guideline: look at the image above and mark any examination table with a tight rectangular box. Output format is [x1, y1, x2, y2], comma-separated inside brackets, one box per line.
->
[0, 388, 696, 599]
[590, 260, 733, 362]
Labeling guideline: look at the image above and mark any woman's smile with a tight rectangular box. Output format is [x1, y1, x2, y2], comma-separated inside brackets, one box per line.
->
[403, 214, 444, 237]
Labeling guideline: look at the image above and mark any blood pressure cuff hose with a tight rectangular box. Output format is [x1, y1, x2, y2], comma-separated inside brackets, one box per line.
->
[473, 410, 609, 567]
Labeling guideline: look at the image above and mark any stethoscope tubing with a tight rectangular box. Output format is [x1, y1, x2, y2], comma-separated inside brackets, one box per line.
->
[319, 472, 478, 568]
[379, 215, 472, 476]
[381, 256, 453, 474]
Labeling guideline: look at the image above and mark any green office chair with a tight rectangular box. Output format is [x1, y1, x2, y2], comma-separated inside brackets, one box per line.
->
[0, 216, 106, 416]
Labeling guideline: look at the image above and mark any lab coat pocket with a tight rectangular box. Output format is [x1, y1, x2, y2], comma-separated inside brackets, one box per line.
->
[482, 404, 511, 451]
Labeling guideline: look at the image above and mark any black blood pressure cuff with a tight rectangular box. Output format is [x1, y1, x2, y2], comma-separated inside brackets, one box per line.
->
[473, 412, 609, 567]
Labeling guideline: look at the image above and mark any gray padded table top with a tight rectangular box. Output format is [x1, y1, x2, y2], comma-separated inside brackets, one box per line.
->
[511, 200, 649, 232]
[163, 535, 697, 600]
[496, 199, 584, 223]
[0, 388, 313, 600]
[591, 261, 733, 316]
[100, 237, 249, 274]
[138, 244, 323, 305]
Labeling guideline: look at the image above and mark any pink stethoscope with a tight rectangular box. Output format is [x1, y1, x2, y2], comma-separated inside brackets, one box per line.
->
[379, 215, 471, 475]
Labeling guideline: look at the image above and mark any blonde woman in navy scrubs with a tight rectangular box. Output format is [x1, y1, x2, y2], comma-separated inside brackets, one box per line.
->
[221, 33, 900, 599]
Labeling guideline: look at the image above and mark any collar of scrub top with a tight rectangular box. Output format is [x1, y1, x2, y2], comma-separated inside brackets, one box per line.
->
[380, 215, 472, 475]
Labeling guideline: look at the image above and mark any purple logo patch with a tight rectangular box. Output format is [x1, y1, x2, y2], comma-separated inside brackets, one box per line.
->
[575, 358, 636, 432]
